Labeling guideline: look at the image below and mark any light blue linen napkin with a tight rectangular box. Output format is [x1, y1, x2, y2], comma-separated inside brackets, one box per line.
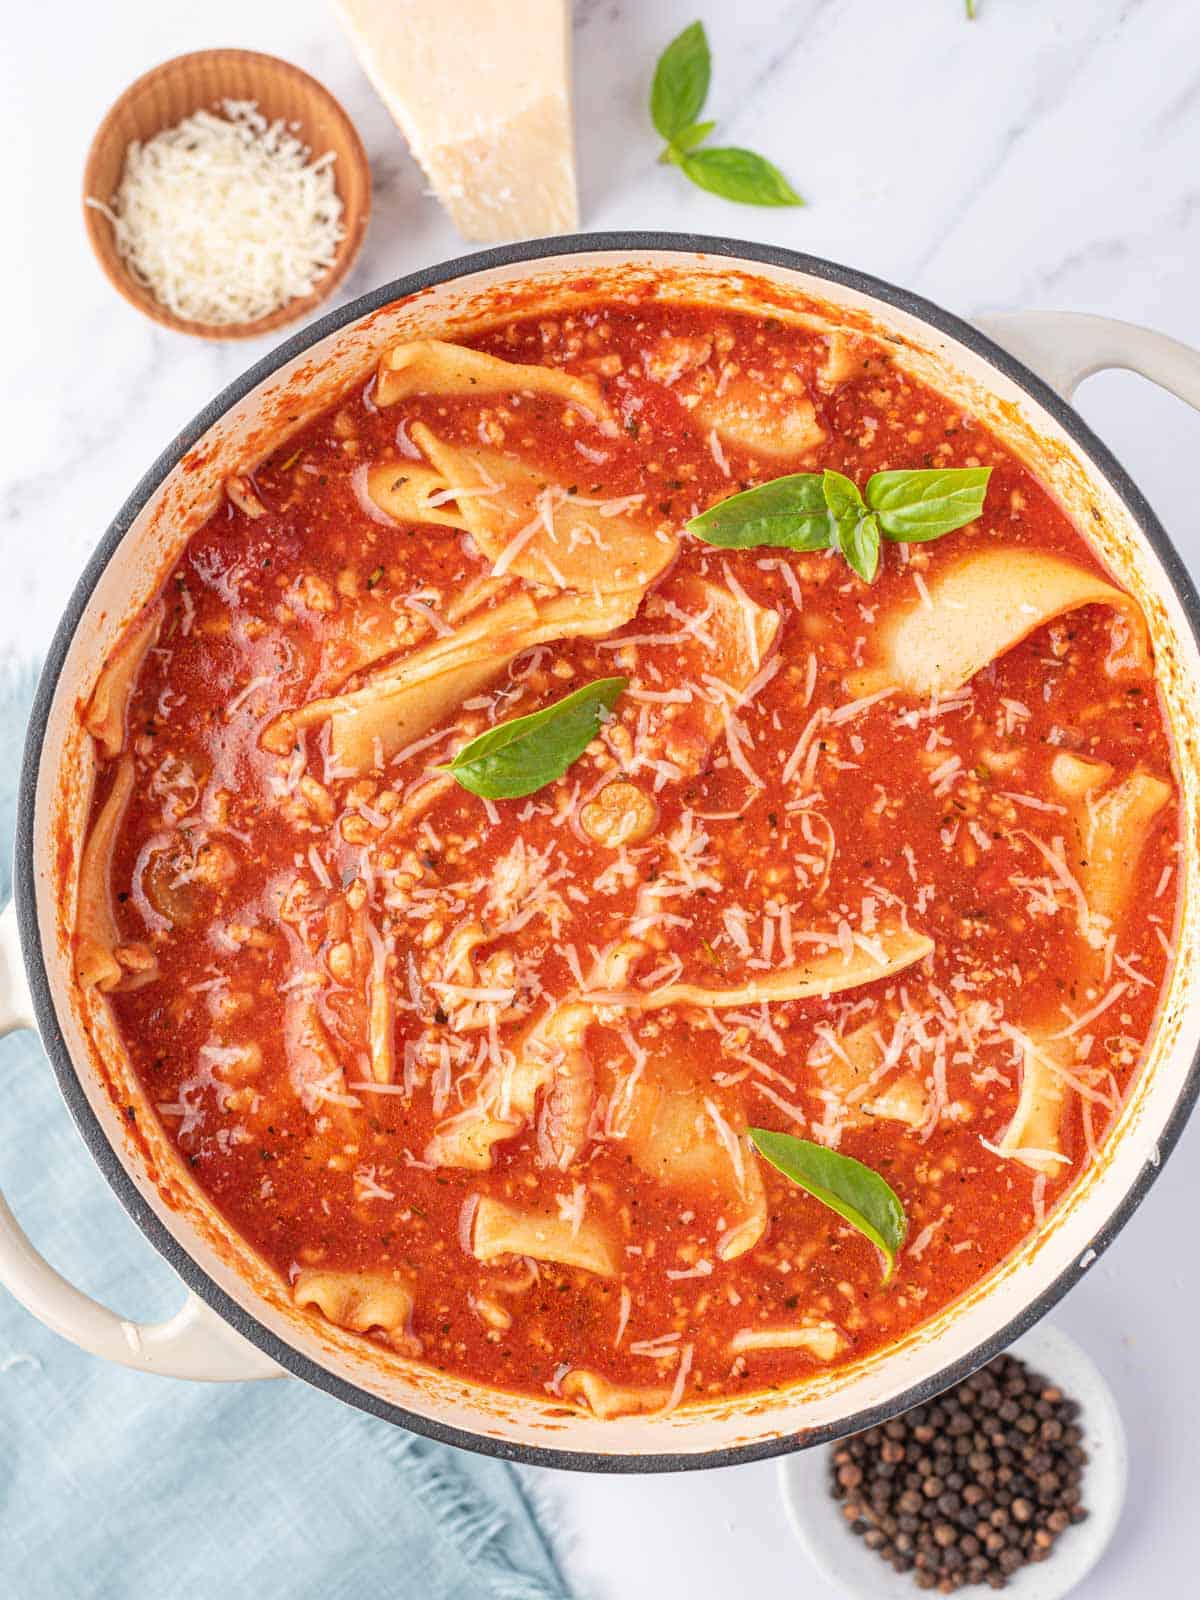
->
[0, 664, 569, 1600]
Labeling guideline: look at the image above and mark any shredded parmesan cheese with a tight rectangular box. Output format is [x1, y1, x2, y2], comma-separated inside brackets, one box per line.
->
[663, 1341, 695, 1411]
[88, 100, 344, 327]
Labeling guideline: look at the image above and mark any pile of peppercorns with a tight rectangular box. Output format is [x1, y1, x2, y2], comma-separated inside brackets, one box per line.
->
[829, 1352, 1088, 1591]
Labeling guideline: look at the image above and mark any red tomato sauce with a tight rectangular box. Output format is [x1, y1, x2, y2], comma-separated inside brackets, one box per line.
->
[79, 303, 1179, 1411]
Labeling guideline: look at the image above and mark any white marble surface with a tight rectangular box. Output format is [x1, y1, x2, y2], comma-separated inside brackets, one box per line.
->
[3, 1, 1200, 1595]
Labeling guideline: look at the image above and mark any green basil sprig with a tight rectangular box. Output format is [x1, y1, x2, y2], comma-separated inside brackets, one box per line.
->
[441, 678, 626, 801]
[651, 21, 710, 144]
[822, 469, 882, 583]
[749, 1128, 908, 1284]
[688, 465, 992, 582]
[651, 22, 803, 208]
[865, 468, 993, 542]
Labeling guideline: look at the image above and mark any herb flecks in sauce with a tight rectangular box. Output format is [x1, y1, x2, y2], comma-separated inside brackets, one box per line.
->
[79, 300, 1177, 1416]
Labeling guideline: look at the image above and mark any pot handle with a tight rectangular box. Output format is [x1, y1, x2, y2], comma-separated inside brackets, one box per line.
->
[973, 310, 1200, 409]
[0, 902, 284, 1381]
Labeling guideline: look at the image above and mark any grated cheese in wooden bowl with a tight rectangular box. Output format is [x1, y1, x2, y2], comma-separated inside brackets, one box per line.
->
[86, 99, 345, 328]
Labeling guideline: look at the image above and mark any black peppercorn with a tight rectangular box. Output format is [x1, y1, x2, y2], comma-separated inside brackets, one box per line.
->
[827, 1352, 1090, 1592]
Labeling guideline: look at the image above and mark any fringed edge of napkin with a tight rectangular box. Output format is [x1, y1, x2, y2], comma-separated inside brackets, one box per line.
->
[383, 1433, 570, 1599]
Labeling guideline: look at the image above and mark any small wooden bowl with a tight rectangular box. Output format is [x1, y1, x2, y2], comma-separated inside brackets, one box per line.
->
[82, 49, 371, 340]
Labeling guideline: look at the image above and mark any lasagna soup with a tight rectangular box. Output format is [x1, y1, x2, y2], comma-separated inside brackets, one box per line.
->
[75, 302, 1180, 1417]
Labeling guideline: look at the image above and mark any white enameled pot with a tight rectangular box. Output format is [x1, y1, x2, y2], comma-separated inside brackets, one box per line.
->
[3, 238, 1200, 1472]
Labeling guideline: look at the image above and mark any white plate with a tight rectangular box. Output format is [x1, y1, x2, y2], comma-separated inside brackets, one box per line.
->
[778, 1324, 1127, 1600]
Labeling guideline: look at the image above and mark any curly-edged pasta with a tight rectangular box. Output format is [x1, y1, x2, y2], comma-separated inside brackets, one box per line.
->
[293, 1269, 420, 1354]
[73, 302, 1179, 1413]
[471, 1196, 618, 1278]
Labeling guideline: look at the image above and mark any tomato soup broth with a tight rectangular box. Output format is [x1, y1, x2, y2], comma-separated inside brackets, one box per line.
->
[74, 303, 1179, 1418]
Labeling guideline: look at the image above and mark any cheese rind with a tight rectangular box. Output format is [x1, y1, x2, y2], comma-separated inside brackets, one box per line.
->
[333, 0, 579, 241]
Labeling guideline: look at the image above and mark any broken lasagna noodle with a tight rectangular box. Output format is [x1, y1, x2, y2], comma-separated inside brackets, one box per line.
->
[74, 307, 1179, 1418]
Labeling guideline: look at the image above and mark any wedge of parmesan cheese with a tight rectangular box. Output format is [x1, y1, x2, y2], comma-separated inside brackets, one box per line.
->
[333, 0, 578, 241]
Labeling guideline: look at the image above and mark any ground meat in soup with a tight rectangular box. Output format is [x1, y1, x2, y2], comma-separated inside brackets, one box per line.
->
[74, 300, 1180, 1415]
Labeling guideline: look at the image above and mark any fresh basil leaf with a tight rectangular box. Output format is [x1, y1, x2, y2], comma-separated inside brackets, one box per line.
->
[840, 510, 881, 582]
[690, 463, 983, 582]
[865, 466, 992, 543]
[749, 1128, 908, 1284]
[670, 119, 717, 155]
[821, 467, 867, 527]
[651, 21, 711, 143]
[821, 468, 878, 580]
[443, 678, 626, 800]
[687, 473, 830, 551]
[680, 146, 804, 207]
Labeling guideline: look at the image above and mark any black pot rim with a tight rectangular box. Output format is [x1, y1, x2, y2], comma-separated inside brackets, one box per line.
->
[14, 231, 1200, 1474]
